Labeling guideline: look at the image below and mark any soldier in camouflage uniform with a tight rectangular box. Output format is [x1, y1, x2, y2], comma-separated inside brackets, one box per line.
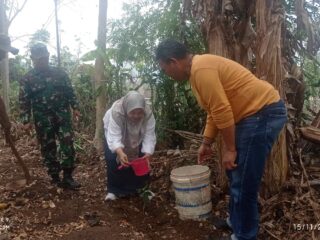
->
[19, 43, 81, 189]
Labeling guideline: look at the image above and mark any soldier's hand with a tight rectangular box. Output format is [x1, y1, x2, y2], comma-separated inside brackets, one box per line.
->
[73, 110, 81, 121]
[22, 123, 33, 135]
[22, 123, 32, 131]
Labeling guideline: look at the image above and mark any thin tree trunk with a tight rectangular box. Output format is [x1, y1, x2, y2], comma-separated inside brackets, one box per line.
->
[54, 0, 61, 67]
[93, 0, 108, 152]
[0, 0, 10, 113]
[0, 58, 9, 112]
[0, 96, 31, 184]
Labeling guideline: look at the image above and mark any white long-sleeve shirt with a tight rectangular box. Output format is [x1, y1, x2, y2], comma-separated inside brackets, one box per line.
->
[103, 108, 156, 154]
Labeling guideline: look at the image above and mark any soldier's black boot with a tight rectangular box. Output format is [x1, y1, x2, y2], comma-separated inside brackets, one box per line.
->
[61, 168, 81, 190]
[50, 174, 61, 185]
[48, 162, 61, 186]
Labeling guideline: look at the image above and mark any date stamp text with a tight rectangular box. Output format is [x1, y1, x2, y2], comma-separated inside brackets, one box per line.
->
[293, 223, 320, 231]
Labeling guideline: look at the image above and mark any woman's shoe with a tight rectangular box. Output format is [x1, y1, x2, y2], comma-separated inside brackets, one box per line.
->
[105, 193, 117, 201]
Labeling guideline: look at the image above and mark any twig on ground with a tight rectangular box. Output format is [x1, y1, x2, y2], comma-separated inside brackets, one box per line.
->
[262, 226, 282, 240]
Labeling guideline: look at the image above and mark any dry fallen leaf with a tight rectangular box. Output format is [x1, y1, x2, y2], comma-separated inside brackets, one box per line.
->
[49, 200, 56, 208]
[0, 203, 8, 210]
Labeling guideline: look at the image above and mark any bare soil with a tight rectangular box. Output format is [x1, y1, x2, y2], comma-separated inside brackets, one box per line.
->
[0, 135, 223, 240]
[0, 133, 319, 240]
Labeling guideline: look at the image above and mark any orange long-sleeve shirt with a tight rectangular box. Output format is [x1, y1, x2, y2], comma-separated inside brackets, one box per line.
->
[189, 54, 280, 139]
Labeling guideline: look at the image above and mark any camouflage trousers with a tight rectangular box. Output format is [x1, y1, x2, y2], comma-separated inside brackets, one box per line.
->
[33, 109, 75, 175]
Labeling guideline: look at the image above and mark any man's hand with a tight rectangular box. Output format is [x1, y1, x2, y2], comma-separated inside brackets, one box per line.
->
[222, 149, 237, 170]
[197, 143, 213, 164]
[116, 148, 129, 166]
[220, 125, 237, 170]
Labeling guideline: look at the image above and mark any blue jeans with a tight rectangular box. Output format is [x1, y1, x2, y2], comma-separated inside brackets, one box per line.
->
[227, 100, 287, 240]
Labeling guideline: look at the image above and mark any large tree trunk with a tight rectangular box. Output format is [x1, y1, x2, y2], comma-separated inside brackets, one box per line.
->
[93, 0, 108, 152]
[184, 0, 289, 194]
[184, 0, 234, 190]
[255, 0, 288, 195]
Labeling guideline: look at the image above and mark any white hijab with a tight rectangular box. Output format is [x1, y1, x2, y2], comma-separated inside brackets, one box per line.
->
[111, 91, 152, 159]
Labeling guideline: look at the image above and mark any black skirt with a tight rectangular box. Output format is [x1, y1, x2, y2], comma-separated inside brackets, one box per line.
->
[104, 142, 150, 196]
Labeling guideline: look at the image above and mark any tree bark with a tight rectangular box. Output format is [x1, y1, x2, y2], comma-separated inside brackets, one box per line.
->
[255, 0, 288, 195]
[185, 0, 289, 194]
[0, 96, 31, 184]
[0, 0, 28, 114]
[0, 57, 9, 112]
[184, 0, 237, 190]
[0, 0, 10, 113]
[93, 0, 108, 152]
[54, 0, 61, 67]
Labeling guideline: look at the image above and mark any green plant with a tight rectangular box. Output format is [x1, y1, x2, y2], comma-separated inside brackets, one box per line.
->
[138, 185, 154, 208]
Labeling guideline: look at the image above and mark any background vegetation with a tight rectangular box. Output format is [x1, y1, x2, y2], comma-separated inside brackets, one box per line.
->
[2, 0, 320, 148]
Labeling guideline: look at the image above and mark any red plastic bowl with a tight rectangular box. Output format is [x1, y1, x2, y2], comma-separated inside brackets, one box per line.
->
[130, 157, 150, 176]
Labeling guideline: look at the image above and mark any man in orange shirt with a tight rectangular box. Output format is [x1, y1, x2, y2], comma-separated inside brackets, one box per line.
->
[155, 40, 287, 240]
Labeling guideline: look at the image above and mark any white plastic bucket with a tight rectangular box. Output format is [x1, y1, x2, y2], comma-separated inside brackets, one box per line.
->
[170, 165, 212, 221]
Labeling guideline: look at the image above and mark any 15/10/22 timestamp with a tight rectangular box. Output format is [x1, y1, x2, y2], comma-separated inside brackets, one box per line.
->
[293, 224, 320, 231]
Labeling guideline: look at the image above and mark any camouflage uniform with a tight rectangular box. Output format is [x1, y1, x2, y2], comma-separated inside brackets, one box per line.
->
[19, 63, 79, 176]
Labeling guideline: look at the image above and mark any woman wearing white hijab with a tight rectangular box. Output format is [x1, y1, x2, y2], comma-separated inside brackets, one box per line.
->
[103, 91, 156, 200]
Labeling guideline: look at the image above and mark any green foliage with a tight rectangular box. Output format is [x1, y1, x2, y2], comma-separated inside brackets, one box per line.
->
[51, 46, 80, 73]
[106, 0, 206, 147]
[72, 65, 95, 133]
[303, 57, 320, 109]
[81, 50, 96, 62]
[282, 0, 320, 114]
[5, 0, 319, 146]
[73, 137, 84, 152]
[28, 29, 50, 48]
[8, 55, 30, 119]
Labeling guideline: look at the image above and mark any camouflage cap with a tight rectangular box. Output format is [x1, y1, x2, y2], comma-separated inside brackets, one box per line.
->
[30, 43, 49, 59]
[0, 34, 19, 55]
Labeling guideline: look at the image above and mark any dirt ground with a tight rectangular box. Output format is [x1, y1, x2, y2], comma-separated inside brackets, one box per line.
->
[0, 133, 319, 240]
